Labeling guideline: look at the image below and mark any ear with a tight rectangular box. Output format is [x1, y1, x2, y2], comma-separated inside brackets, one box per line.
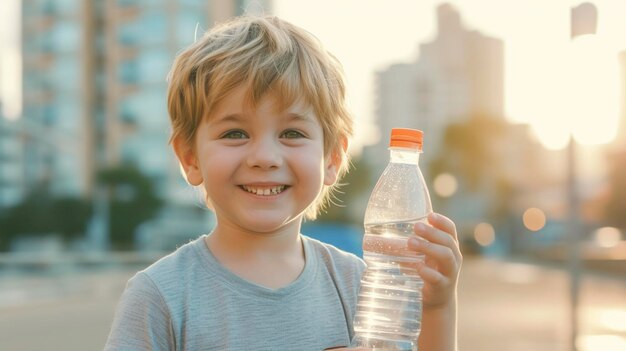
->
[324, 136, 348, 186]
[172, 135, 203, 186]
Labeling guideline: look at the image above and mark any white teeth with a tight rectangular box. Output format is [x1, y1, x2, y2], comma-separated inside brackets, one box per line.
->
[242, 185, 286, 196]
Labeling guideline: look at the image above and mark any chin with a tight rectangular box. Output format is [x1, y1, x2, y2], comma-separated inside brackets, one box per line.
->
[240, 213, 303, 234]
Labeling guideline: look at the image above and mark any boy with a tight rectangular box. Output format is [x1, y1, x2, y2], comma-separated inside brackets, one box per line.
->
[105, 15, 462, 351]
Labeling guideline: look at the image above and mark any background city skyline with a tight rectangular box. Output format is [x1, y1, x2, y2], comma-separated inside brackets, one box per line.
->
[4, 0, 626, 152]
[274, 0, 626, 152]
[0, 0, 624, 247]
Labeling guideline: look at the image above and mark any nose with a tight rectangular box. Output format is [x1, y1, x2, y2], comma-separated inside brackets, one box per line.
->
[246, 136, 283, 169]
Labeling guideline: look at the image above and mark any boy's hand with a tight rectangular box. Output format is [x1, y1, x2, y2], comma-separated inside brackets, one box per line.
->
[408, 212, 462, 309]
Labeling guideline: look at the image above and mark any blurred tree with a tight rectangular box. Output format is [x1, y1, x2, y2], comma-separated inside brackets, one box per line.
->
[97, 165, 163, 250]
[52, 197, 93, 241]
[0, 185, 92, 251]
[0, 188, 53, 251]
[435, 114, 507, 190]
[605, 150, 626, 229]
[317, 156, 372, 224]
[429, 114, 528, 253]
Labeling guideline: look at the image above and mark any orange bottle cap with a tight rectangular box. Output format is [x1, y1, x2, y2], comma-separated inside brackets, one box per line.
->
[389, 128, 423, 150]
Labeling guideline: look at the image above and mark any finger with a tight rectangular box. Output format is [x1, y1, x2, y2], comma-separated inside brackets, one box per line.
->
[427, 213, 458, 241]
[417, 262, 448, 287]
[425, 256, 438, 270]
[408, 237, 458, 277]
[414, 222, 458, 252]
[414, 222, 462, 263]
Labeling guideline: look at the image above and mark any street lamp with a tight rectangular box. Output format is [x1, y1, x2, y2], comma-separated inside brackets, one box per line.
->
[566, 4, 595, 349]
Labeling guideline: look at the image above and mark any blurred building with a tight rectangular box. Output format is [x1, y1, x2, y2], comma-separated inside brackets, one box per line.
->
[616, 50, 626, 149]
[365, 4, 578, 254]
[20, 0, 271, 203]
[21, 0, 87, 197]
[370, 3, 504, 173]
[364, 3, 508, 247]
[0, 107, 24, 209]
[600, 50, 626, 231]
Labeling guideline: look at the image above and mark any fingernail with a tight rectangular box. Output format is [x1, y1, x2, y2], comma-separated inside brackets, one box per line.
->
[429, 212, 439, 220]
[408, 237, 421, 247]
[415, 222, 426, 232]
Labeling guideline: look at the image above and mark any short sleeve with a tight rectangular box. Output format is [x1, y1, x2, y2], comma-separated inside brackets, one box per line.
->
[104, 272, 174, 351]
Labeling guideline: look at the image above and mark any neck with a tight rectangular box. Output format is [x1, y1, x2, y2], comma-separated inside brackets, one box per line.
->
[207, 218, 303, 259]
[204, 218, 306, 289]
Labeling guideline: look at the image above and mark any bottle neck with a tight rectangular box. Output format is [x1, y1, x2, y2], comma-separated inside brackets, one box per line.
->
[389, 147, 421, 164]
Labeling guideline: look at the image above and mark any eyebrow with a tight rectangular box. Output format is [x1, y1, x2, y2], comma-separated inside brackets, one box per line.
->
[210, 112, 314, 124]
[285, 112, 315, 123]
[211, 113, 243, 124]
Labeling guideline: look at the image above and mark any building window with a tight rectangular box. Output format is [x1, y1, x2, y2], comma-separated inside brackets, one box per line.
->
[52, 22, 80, 53]
[118, 23, 139, 46]
[138, 49, 170, 83]
[138, 11, 167, 45]
[120, 60, 139, 84]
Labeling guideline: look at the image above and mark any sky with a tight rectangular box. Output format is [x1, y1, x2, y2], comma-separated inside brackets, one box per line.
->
[273, 0, 626, 151]
[1, 0, 625, 152]
[0, 0, 21, 120]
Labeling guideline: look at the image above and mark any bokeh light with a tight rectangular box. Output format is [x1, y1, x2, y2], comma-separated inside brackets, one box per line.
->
[593, 227, 622, 248]
[433, 173, 458, 198]
[523, 207, 546, 232]
[474, 222, 495, 247]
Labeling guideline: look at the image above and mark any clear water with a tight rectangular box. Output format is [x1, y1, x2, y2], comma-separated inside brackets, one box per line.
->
[353, 218, 427, 351]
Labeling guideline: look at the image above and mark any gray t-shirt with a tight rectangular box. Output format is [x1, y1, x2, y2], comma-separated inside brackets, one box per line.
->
[104, 234, 366, 351]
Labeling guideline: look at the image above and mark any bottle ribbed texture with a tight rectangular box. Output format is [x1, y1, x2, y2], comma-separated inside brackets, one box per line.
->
[353, 145, 432, 351]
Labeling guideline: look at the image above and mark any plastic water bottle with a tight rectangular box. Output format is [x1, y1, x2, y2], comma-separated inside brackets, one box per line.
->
[353, 128, 432, 351]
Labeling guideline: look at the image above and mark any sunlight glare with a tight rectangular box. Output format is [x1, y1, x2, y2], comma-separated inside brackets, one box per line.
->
[599, 309, 626, 333]
[0, 0, 22, 119]
[577, 334, 626, 351]
[521, 39, 573, 151]
[530, 122, 570, 150]
[563, 35, 620, 146]
[0, 51, 22, 119]
[526, 34, 620, 150]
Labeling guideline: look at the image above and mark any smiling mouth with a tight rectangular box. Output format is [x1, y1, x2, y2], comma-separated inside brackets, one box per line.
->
[240, 185, 288, 196]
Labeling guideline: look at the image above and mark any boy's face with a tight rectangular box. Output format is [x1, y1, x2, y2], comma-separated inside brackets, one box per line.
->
[175, 86, 340, 235]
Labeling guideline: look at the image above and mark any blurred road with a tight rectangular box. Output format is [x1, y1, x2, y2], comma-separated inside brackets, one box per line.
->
[0, 257, 625, 351]
[458, 258, 626, 350]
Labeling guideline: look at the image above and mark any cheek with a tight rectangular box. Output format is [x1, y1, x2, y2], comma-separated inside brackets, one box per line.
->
[198, 148, 239, 181]
[290, 148, 326, 181]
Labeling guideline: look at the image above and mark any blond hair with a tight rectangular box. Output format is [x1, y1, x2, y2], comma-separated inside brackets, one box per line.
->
[167, 16, 353, 219]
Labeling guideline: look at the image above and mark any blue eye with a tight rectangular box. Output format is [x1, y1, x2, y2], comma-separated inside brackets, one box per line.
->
[281, 129, 306, 139]
[221, 130, 248, 139]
